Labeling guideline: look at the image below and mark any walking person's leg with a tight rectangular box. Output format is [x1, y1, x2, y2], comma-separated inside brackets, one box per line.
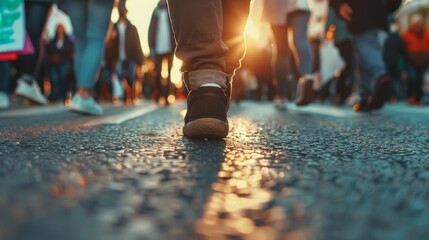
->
[167, 0, 250, 138]
[61, 0, 114, 115]
[336, 39, 355, 104]
[49, 65, 60, 100]
[353, 30, 390, 110]
[154, 55, 163, 102]
[415, 65, 425, 103]
[14, 2, 51, 104]
[289, 11, 314, 106]
[0, 61, 11, 108]
[271, 24, 290, 110]
[59, 63, 71, 101]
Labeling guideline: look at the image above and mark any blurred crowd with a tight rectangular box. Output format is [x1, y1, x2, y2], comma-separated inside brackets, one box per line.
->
[0, 0, 428, 112]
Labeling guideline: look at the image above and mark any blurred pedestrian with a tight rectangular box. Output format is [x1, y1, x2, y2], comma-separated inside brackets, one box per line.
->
[149, 0, 175, 105]
[14, 0, 53, 105]
[167, 0, 250, 139]
[383, 19, 408, 102]
[330, 0, 402, 111]
[324, 7, 355, 105]
[58, 0, 114, 115]
[45, 23, 74, 101]
[112, 0, 144, 102]
[401, 14, 429, 105]
[263, 0, 315, 110]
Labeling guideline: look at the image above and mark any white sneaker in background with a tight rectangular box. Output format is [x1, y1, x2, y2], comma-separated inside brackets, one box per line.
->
[15, 79, 48, 105]
[69, 94, 103, 116]
[112, 75, 124, 99]
[0, 92, 10, 109]
[274, 99, 287, 111]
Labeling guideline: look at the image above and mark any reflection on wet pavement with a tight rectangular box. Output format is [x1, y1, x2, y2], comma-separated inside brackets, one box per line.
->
[196, 117, 313, 240]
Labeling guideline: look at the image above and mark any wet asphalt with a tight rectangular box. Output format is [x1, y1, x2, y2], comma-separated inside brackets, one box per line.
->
[0, 102, 429, 240]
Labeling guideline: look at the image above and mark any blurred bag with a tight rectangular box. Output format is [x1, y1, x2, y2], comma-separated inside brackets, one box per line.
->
[0, 33, 34, 60]
[0, 0, 26, 53]
[320, 39, 345, 84]
[112, 74, 124, 99]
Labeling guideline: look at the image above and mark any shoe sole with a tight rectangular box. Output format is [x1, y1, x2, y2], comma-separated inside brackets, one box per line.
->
[296, 81, 314, 106]
[183, 118, 228, 139]
[69, 106, 102, 116]
[15, 91, 48, 105]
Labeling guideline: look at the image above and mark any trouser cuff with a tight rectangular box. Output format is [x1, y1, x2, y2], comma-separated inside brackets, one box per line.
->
[184, 69, 228, 91]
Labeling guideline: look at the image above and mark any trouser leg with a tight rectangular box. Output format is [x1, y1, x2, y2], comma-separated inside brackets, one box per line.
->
[353, 30, 387, 99]
[222, 0, 251, 76]
[19, 2, 51, 78]
[0, 61, 10, 93]
[289, 11, 313, 76]
[61, 0, 114, 91]
[167, 0, 249, 91]
[271, 24, 290, 99]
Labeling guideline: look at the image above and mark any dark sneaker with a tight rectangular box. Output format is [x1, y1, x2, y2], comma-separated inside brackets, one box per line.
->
[295, 78, 315, 106]
[183, 87, 229, 139]
[353, 99, 371, 112]
[368, 76, 392, 110]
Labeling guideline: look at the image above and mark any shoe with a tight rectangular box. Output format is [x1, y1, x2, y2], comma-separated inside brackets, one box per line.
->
[274, 99, 287, 111]
[295, 78, 314, 106]
[368, 76, 392, 110]
[353, 99, 371, 112]
[183, 87, 229, 139]
[318, 78, 333, 102]
[69, 94, 103, 116]
[0, 92, 10, 109]
[15, 79, 48, 105]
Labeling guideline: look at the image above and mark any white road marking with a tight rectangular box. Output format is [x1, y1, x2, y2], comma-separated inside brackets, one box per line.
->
[83, 104, 159, 127]
[0, 104, 67, 118]
[287, 104, 352, 117]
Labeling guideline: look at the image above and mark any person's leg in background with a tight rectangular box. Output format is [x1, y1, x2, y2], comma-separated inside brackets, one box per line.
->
[124, 61, 137, 102]
[61, 0, 114, 115]
[48, 64, 60, 101]
[288, 11, 314, 106]
[166, 53, 174, 103]
[271, 24, 290, 110]
[154, 55, 163, 103]
[58, 62, 71, 101]
[352, 30, 390, 111]
[414, 65, 426, 104]
[336, 39, 355, 105]
[0, 61, 11, 108]
[14, 2, 51, 105]
[406, 64, 417, 103]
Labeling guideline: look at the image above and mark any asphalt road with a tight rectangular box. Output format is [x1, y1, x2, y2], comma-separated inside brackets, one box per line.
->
[1, 101, 428, 240]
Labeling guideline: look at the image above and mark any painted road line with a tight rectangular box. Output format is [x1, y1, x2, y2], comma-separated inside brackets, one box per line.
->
[0, 104, 67, 118]
[287, 103, 352, 118]
[83, 104, 159, 127]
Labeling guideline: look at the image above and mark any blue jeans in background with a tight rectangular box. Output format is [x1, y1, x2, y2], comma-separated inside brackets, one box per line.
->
[49, 62, 71, 100]
[271, 11, 313, 98]
[117, 61, 137, 88]
[0, 61, 10, 93]
[60, 0, 114, 91]
[353, 30, 387, 100]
